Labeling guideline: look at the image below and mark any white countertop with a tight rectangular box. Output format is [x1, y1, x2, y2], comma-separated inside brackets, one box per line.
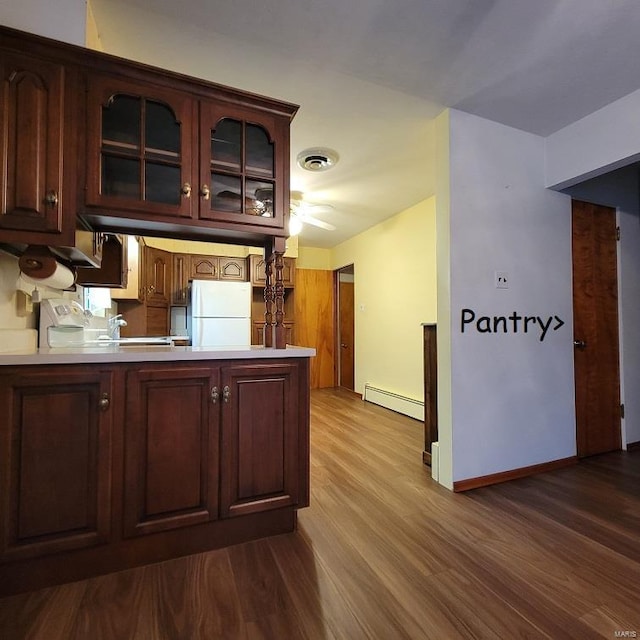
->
[0, 344, 316, 366]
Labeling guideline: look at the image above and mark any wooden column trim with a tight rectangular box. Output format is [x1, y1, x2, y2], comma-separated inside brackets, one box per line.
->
[423, 323, 438, 466]
[263, 237, 288, 349]
[263, 246, 274, 348]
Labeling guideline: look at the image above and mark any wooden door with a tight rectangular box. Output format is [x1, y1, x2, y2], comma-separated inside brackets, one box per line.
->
[339, 278, 355, 390]
[123, 365, 219, 536]
[294, 269, 335, 388]
[0, 368, 113, 560]
[572, 200, 621, 457]
[220, 362, 301, 517]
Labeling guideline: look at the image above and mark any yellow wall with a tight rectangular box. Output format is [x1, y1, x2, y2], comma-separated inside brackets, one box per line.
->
[331, 197, 437, 402]
[297, 247, 332, 270]
[86, 1, 102, 50]
[145, 235, 298, 258]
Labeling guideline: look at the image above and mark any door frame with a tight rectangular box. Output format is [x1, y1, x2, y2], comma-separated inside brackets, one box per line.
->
[334, 264, 355, 389]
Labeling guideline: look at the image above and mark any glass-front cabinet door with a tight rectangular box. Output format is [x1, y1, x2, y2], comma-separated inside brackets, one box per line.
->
[86, 75, 195, 218]
[199, 104, 286, 230]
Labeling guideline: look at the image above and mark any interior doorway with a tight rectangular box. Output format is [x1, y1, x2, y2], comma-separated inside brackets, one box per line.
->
[572, 199, 622, 457]
[336, 264, 355, 390]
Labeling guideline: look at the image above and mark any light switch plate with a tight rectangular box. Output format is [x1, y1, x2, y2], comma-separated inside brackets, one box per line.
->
[495, 271, 509, 289]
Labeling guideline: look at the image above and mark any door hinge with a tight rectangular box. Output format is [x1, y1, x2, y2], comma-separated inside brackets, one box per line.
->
[621, 403, 625, 419]
[616, 226, 621, 241]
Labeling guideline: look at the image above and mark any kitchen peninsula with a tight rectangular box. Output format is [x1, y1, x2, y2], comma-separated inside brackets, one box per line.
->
[0, 344, 314, 596]
[0, 26, 313, 597]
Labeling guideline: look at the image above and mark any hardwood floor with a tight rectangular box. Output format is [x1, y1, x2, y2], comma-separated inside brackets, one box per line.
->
[1, 387, 639, 639]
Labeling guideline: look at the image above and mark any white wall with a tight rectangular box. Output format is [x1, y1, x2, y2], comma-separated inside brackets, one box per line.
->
[563, 166, 640, 447]
[545, 88, 640, 189]
[0, 0, 86, 45]
[446, 109, 576, 483]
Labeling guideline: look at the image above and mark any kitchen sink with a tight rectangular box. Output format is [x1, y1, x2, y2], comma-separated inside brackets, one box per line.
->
[88, 336, 173, 347]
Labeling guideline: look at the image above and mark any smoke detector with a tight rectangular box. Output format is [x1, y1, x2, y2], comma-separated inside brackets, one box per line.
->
[297, 147, 339, 172]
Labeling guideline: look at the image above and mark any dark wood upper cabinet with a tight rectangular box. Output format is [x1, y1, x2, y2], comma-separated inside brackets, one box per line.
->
[75, 233, 128, 287]
[143, 245, 172, 307]
[0, 26, 297, 250]
[0, 49, 77, 245]
[85, 74, 196, 220]
[81, 67, 295, 243]
[199, 104, 286, 230]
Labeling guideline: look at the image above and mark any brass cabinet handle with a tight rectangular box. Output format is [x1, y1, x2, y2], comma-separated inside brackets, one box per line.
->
[223, 385, 230, 403]
[181, 182, 192, 197]
[99, 392, 110, 411]
[211, 386, 219, 404]
[200, 184, 210, 200]
[45, 191, 58, 207]
[148, 284, 155, 293]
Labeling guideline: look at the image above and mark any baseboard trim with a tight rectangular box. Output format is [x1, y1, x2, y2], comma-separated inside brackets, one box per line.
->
[627, 440, 640, 452]
[422, 450, 432, 466]
[453, 456, 578, 492]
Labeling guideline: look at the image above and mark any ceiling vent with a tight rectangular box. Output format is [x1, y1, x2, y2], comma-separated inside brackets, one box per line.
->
[297, 147, 339, 172]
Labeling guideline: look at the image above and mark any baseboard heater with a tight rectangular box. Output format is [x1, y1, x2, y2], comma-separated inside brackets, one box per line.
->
[363, 384, 424, 421]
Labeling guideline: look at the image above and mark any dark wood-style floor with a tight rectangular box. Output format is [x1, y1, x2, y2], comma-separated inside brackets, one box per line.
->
[1, 387, 639, 639]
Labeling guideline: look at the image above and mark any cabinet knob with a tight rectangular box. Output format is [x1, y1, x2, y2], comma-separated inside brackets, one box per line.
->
[223, 385, 231, 403]
[181, 182, 192, 197]
[211, 386, 219, 404]
[44, 190, 58, 207]
[99, 392, 110, 411]
[148, 284, 155, 293]
[200, 184, 211, 200]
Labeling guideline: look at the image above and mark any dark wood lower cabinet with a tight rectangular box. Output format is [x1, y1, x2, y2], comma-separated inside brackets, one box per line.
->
[220, 362, 301, 517]
[0, 368, 113, 560]
[0, 356, 310, 596]
[124, 365, 220, 537]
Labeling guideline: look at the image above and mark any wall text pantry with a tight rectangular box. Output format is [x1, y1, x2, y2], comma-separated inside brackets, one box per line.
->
[460, 308, 565, 342]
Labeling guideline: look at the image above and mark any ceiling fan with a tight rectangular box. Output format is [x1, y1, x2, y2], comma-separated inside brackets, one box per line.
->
[289, 190, 336, 234]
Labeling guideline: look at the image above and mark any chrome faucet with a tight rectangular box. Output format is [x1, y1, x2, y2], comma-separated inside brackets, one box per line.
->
[108, 314, 128, 339]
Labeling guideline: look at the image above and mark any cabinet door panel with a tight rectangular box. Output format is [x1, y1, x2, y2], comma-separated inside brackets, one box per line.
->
[199, 104, 286, 230]
[0, 53, 67, 239]
[124, 366, 219, 536]
[144, 246, 171, 306]
[219, 257, 246, 281]
[190, 255, 218, 280]
[0, 370, 112, 560]
[86, 74, 195, 219]
[172, 253, 189, 305]
[220, 363, 299, 517]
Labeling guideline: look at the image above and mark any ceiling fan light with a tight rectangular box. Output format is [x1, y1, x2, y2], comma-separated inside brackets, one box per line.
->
[297, 147, 339, 172]
[289, 214, 303, 236]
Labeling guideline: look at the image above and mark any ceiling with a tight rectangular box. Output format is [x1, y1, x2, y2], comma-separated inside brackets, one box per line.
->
[90, 0, 640, 248]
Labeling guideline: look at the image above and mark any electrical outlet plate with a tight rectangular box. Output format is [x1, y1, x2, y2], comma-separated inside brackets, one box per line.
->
[495, 271, 509, 289]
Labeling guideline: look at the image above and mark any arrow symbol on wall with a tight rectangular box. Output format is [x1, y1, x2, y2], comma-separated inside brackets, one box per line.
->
[553, 316, 564, 331]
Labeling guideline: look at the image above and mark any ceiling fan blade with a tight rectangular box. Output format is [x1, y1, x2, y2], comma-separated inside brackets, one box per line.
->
[301, 215, 336, 231]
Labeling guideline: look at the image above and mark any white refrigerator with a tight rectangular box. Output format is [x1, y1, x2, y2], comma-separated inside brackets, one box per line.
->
[188, 280, 252, 347]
